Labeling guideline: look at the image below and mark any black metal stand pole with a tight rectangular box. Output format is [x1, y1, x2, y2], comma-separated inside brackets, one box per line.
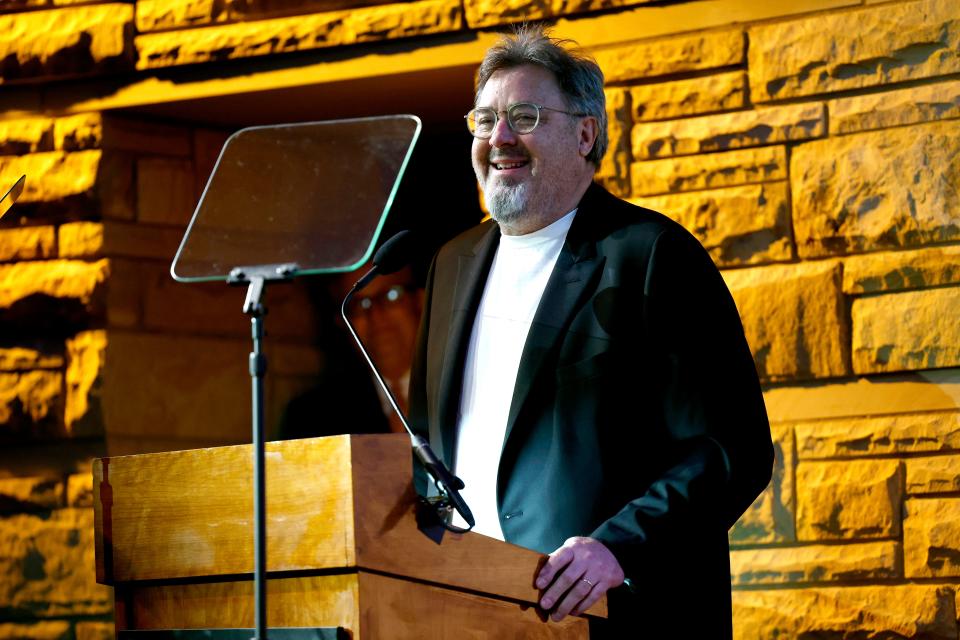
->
[244, 277, 268, 640]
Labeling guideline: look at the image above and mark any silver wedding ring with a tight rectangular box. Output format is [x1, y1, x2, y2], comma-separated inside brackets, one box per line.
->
[581, 578, 595, 587]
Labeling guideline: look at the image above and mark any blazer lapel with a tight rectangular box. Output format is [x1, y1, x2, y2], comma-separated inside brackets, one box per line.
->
[434, 222, 500, 465]
[502, 195, 605, 452]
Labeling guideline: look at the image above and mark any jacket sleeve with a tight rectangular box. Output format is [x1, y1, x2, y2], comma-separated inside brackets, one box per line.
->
[589, 227, 774, 577]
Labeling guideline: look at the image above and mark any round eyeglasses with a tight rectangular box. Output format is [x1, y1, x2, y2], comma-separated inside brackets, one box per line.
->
[465, 102, 586, 138]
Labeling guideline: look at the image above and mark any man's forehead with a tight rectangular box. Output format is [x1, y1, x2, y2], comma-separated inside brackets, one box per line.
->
[477, 64, 563, 105]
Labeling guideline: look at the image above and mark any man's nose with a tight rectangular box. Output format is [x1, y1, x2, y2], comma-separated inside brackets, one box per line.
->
[489, 115, 517, 147]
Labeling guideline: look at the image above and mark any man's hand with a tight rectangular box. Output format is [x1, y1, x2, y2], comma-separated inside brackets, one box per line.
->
[535, 536, 625, 621]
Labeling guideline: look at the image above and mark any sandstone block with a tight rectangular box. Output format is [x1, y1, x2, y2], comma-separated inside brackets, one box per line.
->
[595, 30, 744, 83]
[0, 5, 134, 82]
[731, 540, 900, 586]
[0, 345, 63, 371]
[722, 260, 849, 382]
[136, 0, 462, 69]
[729, 424, 794, 545]
[908, 455, 960, 495]
[0, 371, 63, 437]
[852, 287, 960, 374]
[797, 411, 960, 459]
[136, 0, 226, 32]
[463, 0, 651, 29]
[796, 459, 902, 541]
[0, 117, 53, 154]
[632, 181, 792, 267]
[595, 87, 631, 198]
[0, 622, 70, 640]
[66, 471, 92, 508]
[632, 103, 824, 160]
[844, 246, 960, 294]
[144, 267, 318, 341]
[102, 331, 252, 440]
[631, 146, 787, 197]
[137, 157, 196, 226]
[749, 0, 960, 102]
[105, 257, 146, 329]
[0, 226, 55, 262]
[0, 476, 62, 513]
[74, 623, 113, 640]
[792, 121, 960, 257]
[55, 113, 192, 155]
[59, 221, 184, 260]
[630, 71, 746, 122]
[0, 508, 112, 616]
[732, 585, 957, 640]
[830, 79, 960, 135]
[0, 150, 133, 218]
[904, 498, 960, 578]
[65, 331, 106, 437]
[0, 259, 109, 310]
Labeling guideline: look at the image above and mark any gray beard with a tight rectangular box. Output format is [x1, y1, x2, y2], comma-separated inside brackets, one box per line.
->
[484, 181, 529, 225]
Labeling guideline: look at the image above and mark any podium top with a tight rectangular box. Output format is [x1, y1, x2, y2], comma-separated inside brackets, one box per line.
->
[92, 434, 607, 618]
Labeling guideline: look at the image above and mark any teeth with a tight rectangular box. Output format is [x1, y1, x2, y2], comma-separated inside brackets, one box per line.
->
[494, 162, 526, 170]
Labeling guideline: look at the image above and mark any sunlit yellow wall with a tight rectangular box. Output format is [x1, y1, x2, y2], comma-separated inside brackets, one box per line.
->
[0, 0, 957, 638]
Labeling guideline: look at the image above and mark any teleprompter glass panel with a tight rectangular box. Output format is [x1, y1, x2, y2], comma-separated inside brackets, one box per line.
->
[171, 115, 421, 282]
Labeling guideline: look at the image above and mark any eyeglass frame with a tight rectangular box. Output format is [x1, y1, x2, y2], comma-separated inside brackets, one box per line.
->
[464, 102, 588, 138]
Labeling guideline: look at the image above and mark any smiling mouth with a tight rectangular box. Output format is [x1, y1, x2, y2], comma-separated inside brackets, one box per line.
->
[491, 159, 529, 170]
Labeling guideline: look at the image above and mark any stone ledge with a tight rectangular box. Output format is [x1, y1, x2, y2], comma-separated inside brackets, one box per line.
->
[796, 459, 902, 541]
[0, 344, 63, 371]
[722, 260, 850, 382]
[59, 221, 184, 260]
[730, 540, 901, 586]
[791, 120, 960, 258]
[748, 0, 960, 102]
[630, 146, 787, 196]
[732, 585, 957, 640]
[796, 411, 960, 459]
[852, 287, 960, 374]
[136, 0, 462, 70]
[0, 4, 134, 83]
[843, 246, 960, 294]
[631, 181, 793, 267]
[904, 497, 960, 578]
[631, 102, 824, 160]
[829, 79, 960, 135]
[0, 622, 71, 640]
[594, 30, 744, 84]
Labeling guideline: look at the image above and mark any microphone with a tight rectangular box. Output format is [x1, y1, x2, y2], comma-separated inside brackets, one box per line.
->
[341, 231, 475, 529]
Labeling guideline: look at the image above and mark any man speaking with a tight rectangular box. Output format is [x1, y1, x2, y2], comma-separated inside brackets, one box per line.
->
[408, 25, 773, 637]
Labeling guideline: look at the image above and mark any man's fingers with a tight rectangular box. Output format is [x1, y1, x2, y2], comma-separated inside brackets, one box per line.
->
[538, 560, 585, 610]
[535, 545, 575, 589]
[550, 577, 597, 621]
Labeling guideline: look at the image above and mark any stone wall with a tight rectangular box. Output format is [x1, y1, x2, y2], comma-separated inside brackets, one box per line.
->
[0, 0, 958, 637]
[594, 0, 960, 636]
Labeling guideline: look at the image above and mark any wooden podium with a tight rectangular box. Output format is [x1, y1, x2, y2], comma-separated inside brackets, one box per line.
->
[93, 433, 605, 639]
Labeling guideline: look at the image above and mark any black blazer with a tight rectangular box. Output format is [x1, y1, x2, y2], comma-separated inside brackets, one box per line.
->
[409, 183, 773, 636]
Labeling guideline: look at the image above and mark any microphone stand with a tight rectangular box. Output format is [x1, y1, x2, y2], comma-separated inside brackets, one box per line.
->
[341, 267, 475, 532]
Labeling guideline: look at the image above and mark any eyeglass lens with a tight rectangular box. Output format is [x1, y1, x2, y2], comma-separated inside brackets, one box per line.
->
[467, 103, 541, 137]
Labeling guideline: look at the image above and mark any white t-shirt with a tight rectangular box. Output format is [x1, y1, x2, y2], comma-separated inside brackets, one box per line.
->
[451, 210, 577, 536]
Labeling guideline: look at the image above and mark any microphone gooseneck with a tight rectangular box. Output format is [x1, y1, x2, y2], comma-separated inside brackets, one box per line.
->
[341, 231, 475, 529]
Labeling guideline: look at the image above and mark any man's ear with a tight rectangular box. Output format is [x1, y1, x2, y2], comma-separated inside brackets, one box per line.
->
[578, 116, 599, 158]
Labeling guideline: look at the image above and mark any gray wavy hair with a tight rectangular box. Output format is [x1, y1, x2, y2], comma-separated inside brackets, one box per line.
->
[475, 24, 608, 167]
